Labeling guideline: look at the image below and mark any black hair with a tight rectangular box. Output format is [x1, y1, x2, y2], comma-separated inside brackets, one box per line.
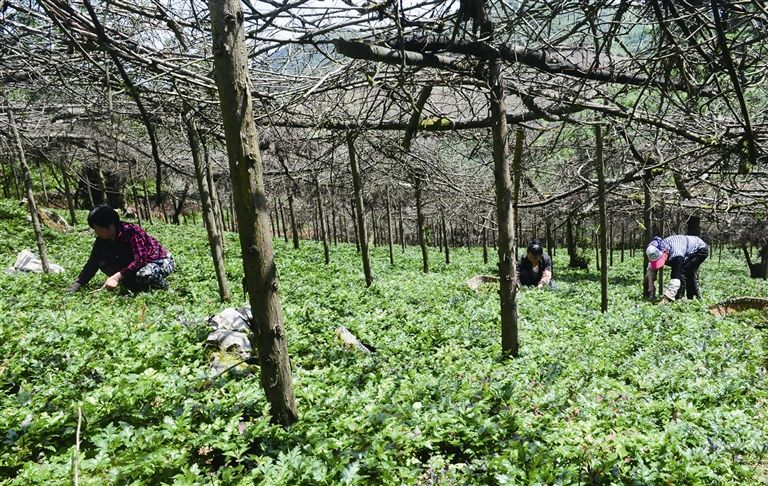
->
[87, 205, 120, 229]
[527, 240, 543, 257]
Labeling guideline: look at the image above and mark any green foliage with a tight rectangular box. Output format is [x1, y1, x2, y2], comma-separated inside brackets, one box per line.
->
[1, 201, 768, 484]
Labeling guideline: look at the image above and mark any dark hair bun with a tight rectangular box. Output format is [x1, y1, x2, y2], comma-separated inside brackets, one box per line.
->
[87, 205, 120, 229]
[527, 240, 543, 256]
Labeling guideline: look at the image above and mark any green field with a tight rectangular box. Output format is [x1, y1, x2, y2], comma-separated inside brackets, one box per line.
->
[2, 201, 768, 484]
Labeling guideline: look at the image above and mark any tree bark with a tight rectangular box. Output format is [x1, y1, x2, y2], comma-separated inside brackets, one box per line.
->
[126, 157, 143, 226]
[491, 60, 519, 358]
[642, 171, 653, 298]
[596, 125, 609, 312]
[59, 152, 77, 225]
[5, 99, 51, 272]
[208, 0, 297, 425]
[566, 216, 577, 267]
[386, 188, 394, 266]
[142, 179, 153, 224]
[399, 204, 406, 252]
[441, 206, 450, 265]
[351, 199, 360, 253]
[315, 178, 330, 265]
[288, 191, 299, 249]
[203, 139, 226, 241]
[183, 110, 230, 302]
[94, 142, 108, 204]
[414, 174, 429, 273]
[347, 134, 372, 286]
[278, 198, 288, 244]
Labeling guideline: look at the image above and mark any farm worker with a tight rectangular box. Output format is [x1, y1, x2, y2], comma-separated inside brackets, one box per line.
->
[66, 205, 175, 293]
[517, 240, 553, 289]
[645, 235, 708, 303]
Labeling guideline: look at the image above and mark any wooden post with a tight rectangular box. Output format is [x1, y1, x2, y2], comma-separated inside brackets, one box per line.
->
[209, 0, 297, 425]
[347, 134, 372, 286]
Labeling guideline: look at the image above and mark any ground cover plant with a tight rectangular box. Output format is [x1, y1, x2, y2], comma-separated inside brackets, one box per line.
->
[1, 201, 768, 484]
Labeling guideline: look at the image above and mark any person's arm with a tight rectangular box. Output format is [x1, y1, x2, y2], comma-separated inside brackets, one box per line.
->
[70, 241, 101, 291]
[660, 257, 684, 303]
[646, 265, 657, 298]
[537, 256, 552, 288]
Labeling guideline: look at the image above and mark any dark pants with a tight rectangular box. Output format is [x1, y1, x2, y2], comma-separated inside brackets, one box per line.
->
[676, 247, 708, 300]
[99, 255, 175, 292]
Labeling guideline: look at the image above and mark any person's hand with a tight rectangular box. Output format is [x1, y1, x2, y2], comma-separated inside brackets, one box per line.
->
[66, 282, 81, 293]
[658, 296, 671, 305]
[101, 273, 122, 291]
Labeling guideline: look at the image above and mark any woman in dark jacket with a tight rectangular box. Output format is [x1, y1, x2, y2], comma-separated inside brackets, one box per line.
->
[67, 205, 175, 292]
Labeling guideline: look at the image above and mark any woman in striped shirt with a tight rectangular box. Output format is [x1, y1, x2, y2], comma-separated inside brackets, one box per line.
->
[646, 235, 709, 303]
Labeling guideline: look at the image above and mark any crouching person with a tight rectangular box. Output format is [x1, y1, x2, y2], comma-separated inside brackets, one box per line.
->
[517, 240, 554, 289]
[645, 234, 708, 303]
[67, 205, 175, 293]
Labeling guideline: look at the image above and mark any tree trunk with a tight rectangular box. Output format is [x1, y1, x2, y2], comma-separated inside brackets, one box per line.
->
[399, 204, 406, 252]
[441, 206, 450, 265]
[566, 216, 577, 267]
[209, 0, 297, 425]
[348, 134, 373, 286]
[171, 182, 190, 225]
[203, 139, 226, 241]
[36, 160, 49, 207]
[642, 171, 653, 298]
[288, 191, 299, 249]
[482, 220, 489, 264]
[183, 110, 230, 302]
[687, 216, 701, 236]
[414, 174, 429, 273]
[491, 60, 519, 358]
[6, 100, 51, 272]
[386, 188, 394, 266]
[351, 199, 360, 253]
[545, 217, 553, 257]
[609, 215, 614, 267]
[126, 158, 143, 226]
[142, 179, 153, 224]
[621, 224, 625, 263]
[330, 198, 338, 246]
[596, 125, 608, 312]
[59, 153, 77, 225]
[94, 142, 108, 205]
[315, 178, 330, 265]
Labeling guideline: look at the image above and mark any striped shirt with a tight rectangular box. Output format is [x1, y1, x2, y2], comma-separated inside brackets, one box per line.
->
[660, 235, 708, 259]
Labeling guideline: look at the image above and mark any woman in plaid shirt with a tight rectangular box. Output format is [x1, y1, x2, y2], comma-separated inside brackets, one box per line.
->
[67, 205, 175, 292]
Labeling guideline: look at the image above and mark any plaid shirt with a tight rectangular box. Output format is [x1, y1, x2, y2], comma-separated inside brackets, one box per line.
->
[76, 223, 168, 285]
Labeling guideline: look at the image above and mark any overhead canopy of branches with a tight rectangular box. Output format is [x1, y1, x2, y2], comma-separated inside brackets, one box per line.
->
[1, 0, 767, 235]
